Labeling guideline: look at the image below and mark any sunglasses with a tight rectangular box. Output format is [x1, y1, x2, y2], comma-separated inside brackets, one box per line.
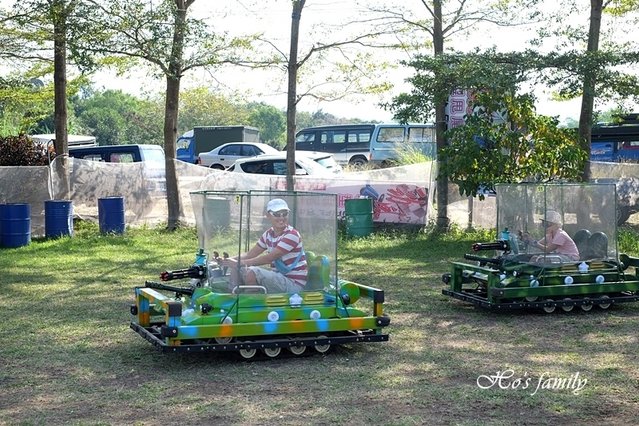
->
[270, 210, 289, 218]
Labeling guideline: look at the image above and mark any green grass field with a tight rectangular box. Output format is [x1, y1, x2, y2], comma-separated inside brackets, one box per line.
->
[1, 222, 638, 425]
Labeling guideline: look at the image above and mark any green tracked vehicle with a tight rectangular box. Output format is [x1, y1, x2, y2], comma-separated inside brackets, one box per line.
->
[442, 183, 639, 312]
[130, 190, 390, 358]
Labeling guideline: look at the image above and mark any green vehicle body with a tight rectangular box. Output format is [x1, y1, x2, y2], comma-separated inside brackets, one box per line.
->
[130, 191, 390, 357]
[442, 183, 639, 312]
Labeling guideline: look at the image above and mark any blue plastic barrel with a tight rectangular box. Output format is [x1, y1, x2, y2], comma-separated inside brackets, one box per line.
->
[98, 197, 125, 234]
[0, 203, 31, 248]
[45, 200, 74, 238]
[0, 204, 3, 246]
[0, 204, 3, 247]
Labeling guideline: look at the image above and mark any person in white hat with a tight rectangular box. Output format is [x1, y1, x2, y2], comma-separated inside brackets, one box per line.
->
[523, 210, 580, 261]
[222, 198, 307, 292]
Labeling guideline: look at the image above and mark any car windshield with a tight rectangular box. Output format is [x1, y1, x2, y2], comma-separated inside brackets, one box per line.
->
[259, 144, 280, 155]
[143, 147, 165, 162]
[313, 155, 338, 169]
[297, 156, 332, 175]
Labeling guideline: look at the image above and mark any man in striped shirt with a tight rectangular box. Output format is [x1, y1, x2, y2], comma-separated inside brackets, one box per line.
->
[223, 198, 307, 293]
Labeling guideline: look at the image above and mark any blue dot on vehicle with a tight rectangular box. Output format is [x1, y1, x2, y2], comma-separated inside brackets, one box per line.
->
[315, 319, 329, 331]
[180, 327, 198, 338]
[264, 322, 278, 333]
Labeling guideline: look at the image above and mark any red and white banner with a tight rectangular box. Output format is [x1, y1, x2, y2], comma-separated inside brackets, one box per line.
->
[274, 178, 431, 225]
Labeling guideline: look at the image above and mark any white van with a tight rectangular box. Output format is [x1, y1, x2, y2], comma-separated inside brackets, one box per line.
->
[295, 123, 436, 167]
[369, 124, 436, 166]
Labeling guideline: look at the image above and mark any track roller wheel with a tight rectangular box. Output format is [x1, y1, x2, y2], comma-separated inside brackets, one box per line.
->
[580, 298, 593, 312]
[288, 339, 307, 356]
[314, 335, 331, 354]
[262, 347, 282, 358]
[239, 342, 257, 360]
[598, 295, 611, 310]
[542, 299, 556, 314]
[561, 298, 574, 312]
[215, 337, 233, 344]
[524, 296, 539, 302]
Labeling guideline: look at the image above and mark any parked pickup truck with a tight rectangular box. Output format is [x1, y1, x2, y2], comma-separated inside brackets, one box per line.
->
[68, 144, 166, 193]
[68, 144, 164, 163]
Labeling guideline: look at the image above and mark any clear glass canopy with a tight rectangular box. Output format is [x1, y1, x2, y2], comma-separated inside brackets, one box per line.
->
[190, 190, 338, 289]
[496, 183, 618, 263]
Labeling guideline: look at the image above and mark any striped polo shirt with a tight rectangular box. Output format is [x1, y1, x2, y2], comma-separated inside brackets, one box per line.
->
[257, 225, 307, 286]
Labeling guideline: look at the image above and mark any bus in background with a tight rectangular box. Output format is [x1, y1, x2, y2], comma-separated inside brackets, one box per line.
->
[294, 123, 435, 168]
[591, 114, 639, 162]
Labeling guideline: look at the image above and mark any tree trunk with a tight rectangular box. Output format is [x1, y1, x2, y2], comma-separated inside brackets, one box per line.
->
[433, 0, 449, 230]
[163, 0, 191, 230]
[53, 0, 70, 200]
[286, 0, 305, 191]
[578, 0, 603, 182]
[164, 75, 182, 229]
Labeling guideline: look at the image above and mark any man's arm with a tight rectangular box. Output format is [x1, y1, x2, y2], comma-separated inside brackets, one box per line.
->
[244, 244, 266, 260]
[241, 247, 286, 267]
[224, 243, 266, 268]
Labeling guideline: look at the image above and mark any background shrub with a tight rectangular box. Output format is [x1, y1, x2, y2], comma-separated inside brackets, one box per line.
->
[0, 134, 54, 166]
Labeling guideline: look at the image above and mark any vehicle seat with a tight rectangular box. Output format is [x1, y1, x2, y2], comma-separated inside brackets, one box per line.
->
[588, 232, 609, 259]
[573, 229, 591, 260]
[306, 251, 330, 290]
[579, 231, 609, 260]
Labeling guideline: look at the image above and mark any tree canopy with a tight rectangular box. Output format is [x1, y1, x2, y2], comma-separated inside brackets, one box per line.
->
[441, 91, 587, 198]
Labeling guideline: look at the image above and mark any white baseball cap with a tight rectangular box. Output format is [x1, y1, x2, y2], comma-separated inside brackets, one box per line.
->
[266, 198, 290, 213]
[541, 210, 562, 225]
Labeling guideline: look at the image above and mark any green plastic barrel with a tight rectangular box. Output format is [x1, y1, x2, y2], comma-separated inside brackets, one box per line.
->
[203, 196, 231, 231]
[345, 198, 373, 237]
